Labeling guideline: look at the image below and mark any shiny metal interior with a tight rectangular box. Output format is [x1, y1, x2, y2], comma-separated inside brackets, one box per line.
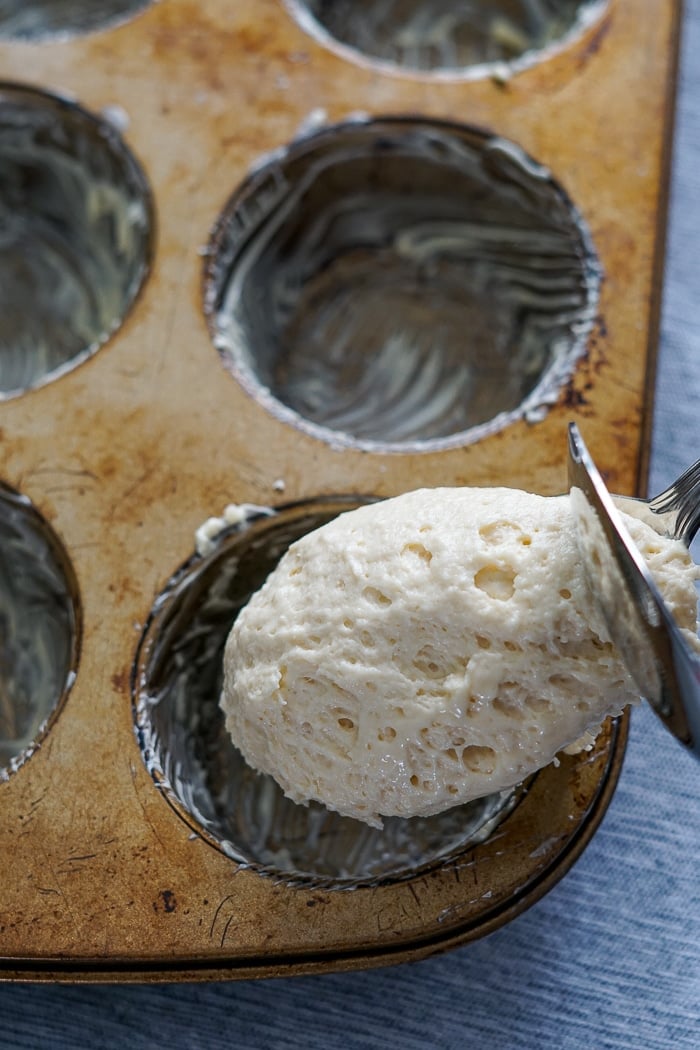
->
[134, 498, 523, 887]
[0, 0, 151, 40]
[285, 0, 607, 75]
[205, 117, 600, 452]
[0, 84, 153, 397]
[0, 484, 80, 778]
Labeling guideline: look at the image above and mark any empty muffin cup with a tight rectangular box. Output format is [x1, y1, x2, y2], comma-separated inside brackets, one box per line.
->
[0, 483, 80, 778]
[284, 0, 607, 76]
[133, 499, 523, 887]
[0, 84, 153, 397]
[205, 117, 600, 452]
[0, 1, 152, 40]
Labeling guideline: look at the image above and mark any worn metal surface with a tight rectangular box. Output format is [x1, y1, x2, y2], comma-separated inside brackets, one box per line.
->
[0, 0, 679, 978]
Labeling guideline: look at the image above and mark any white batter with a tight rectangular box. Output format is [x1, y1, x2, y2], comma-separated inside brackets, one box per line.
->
[221, 487, 700, 826]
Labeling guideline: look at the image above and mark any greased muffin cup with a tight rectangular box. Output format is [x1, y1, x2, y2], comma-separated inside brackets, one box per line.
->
[0, 0, 680, 980]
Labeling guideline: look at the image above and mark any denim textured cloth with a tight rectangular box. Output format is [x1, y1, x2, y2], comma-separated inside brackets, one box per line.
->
[3, 3, 700, 1047]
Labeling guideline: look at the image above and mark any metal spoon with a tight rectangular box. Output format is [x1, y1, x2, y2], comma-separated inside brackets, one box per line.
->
[567, 421, 700, 756]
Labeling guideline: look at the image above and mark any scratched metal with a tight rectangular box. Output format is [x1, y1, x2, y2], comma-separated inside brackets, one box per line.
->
[0, 84, 153, 398]
[0, 0, 151, 39]
[0, 484, 79, 778]
[134, 499, 524, 887]
[285, 0, 607, 75]
[205, 117, 601, 452]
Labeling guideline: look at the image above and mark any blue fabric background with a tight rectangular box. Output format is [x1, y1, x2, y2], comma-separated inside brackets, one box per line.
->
[3, 2, 700, 1046]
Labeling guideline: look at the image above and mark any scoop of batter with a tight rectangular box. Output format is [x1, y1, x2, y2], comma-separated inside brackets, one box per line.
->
[220, 487, 700, 827]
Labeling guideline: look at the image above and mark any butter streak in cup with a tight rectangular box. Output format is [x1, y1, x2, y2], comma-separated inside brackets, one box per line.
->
[284, 0, 608, 78]
[0, 84, 153, 397]
[0, 1, 152, 40]
[133, 499, 523, 888]
[204, 117, 600, 452]
[0, 483, 80, 779]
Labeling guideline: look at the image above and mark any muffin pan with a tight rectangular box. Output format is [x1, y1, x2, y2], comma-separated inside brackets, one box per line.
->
[0, 0, 680, 979]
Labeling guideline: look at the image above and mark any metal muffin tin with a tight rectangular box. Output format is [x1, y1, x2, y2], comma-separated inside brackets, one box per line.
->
[0, 0, 679, 979]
